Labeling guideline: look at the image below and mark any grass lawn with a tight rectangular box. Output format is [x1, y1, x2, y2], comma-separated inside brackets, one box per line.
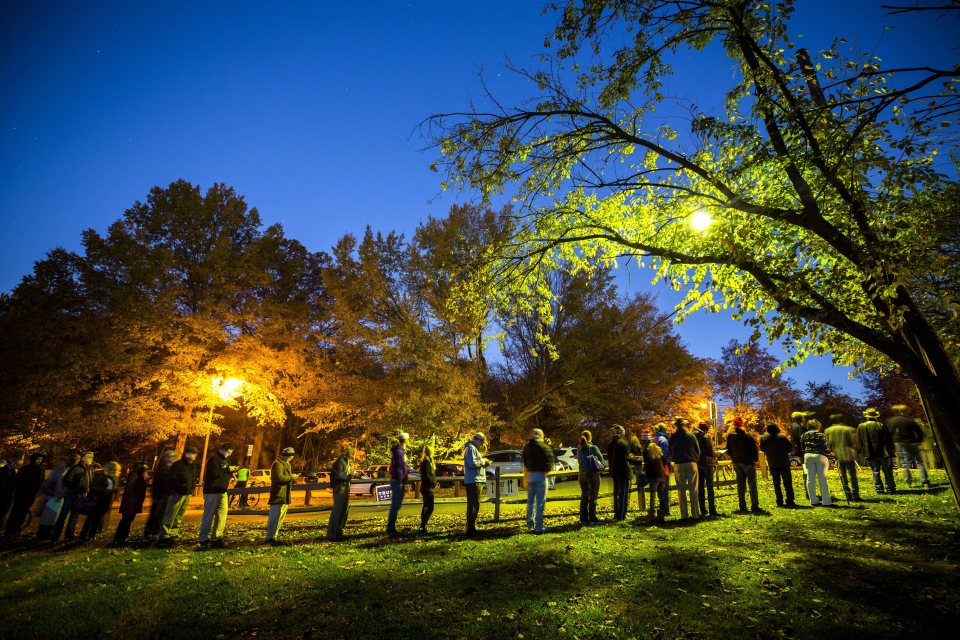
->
[1, 470, 958, 640]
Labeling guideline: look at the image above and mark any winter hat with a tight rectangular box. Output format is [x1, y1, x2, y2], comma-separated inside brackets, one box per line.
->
[184, 446, 200, 454]
[733, 416, 744, 428]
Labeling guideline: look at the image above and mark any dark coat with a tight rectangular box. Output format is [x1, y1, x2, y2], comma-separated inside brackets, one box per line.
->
[268, 458, 295, 505]
[668, 428, 700, 464]
[759, 433, 793, 469]
[726, 429, 759, 465]
[607, 436, 636, 479]
[61, 462, 93, 496]
[858, 420, 895, 459]
[151, 463, 173, 500]
[203, 451, 233, 494]
[419, 458, 436, 490]
[12, 462, 44, 505]
[331, 455, 352, 489]
[694, 430, 715, 467]
[887, 415, 924, 444]
[522, 438, 556, 473]
[89, 472, 119, 514]
[642, 443, 666, 479]
[119, 471, 148, 515]
[169, 458, 197, 495]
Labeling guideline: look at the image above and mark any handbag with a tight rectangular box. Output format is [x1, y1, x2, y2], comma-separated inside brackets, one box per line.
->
[587, 453, 606, 473]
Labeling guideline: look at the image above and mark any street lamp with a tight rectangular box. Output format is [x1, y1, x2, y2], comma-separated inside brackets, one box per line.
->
[199, 376, 244, 491]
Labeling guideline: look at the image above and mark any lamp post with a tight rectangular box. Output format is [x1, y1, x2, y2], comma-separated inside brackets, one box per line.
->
[198, 376, 244, 492]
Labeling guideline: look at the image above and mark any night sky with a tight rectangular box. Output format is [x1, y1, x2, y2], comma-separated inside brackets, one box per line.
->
[2, 1, 956, 397]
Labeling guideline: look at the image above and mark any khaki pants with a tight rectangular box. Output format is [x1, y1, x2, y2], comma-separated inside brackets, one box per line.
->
[198, 493, 228, 542]
[160, 493, 190, 539]
[265, 503, 288, 541]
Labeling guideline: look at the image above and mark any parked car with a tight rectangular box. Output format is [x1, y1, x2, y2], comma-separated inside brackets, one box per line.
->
[553, 447, 580, 474]
[436, 460, 464, 487]
[247, 468, 271, 487]
[296, 470, 331, 485]
[484, 450, 562, 487]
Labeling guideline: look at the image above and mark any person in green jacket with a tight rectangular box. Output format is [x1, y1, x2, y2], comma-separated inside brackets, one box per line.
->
[265, 447, 296, 544]
[235, 465, 250, 508]
[327, 445, 353, 542]
[419, 438, 437, 535]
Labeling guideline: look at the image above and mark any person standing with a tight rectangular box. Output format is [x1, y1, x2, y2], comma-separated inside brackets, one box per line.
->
[235, 464, 250, 508]
[157, 447, 199, 548]
[111, 463, 148, 547]
[463, 432, 487, 536]
[51, 451, 94, 542]
[327, 445, 353, 541]
[265, 447, 296, 545]
[760, 424, 796, 508]
[387, 433, 409, 538]
[143, 450, 176, 540]
[35, 454, 78, 540]
[644, 438, 668, 521]
[198, 443, 235, 549]
[694, 422, 718, 517]
[653, 424, 672, 516]
[78, 462, 121, 544]
[4, 452, 45, 537]
[858, 408, 896, 494]
[887, 404, 930, 489]
[0, 459, 20, 531]
[418, 439, 436, 535]
[824, 414, 862, 501]
[523, 428, 556, 534]
[577, 430, 602, 525]
[668, 418, 701, 520]
[607, 425, 633, 521]
[800, 419, 833, 506]
[726, 417, 762, 514]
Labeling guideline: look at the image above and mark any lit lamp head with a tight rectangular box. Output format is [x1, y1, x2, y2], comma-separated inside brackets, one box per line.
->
[689, 208, 713, 233]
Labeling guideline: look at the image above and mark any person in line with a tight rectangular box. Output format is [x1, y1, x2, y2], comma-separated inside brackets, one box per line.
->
[629, 433, 647, 513]
[36, 453, 78, 540]
[78, 461, 121, 544]
[577, 430, 603, 526]
[0, 459, 23, 532]
[858, 408, 896, 495]
[265, 447, 296, 545]
[644, 437, 668, 521]
[143, 450, 176, 540]
[668, 417, 700, 520]
[198, 443, 235, 549]
[607, 425, 634, 521]
[789, 411, 808, 456]
[235, 464, 250, 508]
[463, 432, 487, 536]
[4, 452, 45, 537]
[418, 439, 436, 535]
[387, 433, 409, 538]
[694, 422, 718, 517]
[523, 428, 556, 534]
[111, 463, 148, 547]
[824, 414, 862, 502]
[327, 444, 353, 541]
[726, 417, 762, 514]
[800, 419, 833, 507]
[653, 424, 672, 516]
[760, 423, 796, 508]
[157, 446, 199, 548]
[887, 404, 930, 489]
[51, 451, 94, 543]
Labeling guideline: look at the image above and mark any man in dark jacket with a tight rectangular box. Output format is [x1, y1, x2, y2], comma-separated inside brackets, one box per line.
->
[694, 423, 718, 517]
[198, 443, 235, 548]
[143, 450, 176, 539]
[760, 423, 795, 507]
[387, 433, 409, 538]
[328, 445, 354, 541]
[112, 463, 148, 546]
[607, 425, 635, 521]
[669, 418, 701, 520]
[158, 446, 198, 548]
[523, 428, 556, 534]
[265, 447, 295, 544]
[858, 408, 896, 494]
[4, 452, 45, 536]
[52, 451, 94, 542]
[726, 418, 762, 514]
[887, 404, 929, 488]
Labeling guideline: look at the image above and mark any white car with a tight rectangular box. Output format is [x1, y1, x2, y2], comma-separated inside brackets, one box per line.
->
[247, 468, 271, 487]
[553, 447, 580, 472]
[484, 450, 562, 487]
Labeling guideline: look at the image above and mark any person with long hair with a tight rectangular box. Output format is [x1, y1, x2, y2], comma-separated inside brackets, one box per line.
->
[418, 438, 436, 535]
[577, 430, 602, 525]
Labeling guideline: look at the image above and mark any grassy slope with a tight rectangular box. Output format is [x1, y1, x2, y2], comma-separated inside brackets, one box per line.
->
[1, 470, 958, 640]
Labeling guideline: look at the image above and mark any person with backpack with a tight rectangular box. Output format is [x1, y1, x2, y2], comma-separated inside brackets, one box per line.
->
[644, 436, 668, 521]
[111, 463, 148, 547]
[265, 447, 296, 545]
[858, 408, 896, 494]
[418, 439, 436, 535]
[51, 451, 94, 543]
[577, 430, 603, 526]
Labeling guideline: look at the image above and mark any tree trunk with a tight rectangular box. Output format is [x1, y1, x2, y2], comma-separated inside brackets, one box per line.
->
[174, 403, 194, 453]
[250, 429, 265, 471]
[913, 369, 960, 510]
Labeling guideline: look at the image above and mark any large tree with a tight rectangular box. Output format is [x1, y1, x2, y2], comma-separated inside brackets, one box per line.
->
[709, 339, 799, 428]
[431, 0, 960, 497]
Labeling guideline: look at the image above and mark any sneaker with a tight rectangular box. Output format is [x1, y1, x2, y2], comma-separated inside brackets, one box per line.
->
[534, 528, 547, 535]
[210, 540, 226, 549]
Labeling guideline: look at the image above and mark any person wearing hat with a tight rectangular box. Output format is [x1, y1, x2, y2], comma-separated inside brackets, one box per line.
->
[858, 408, 896, 494]
[463, 432, 488, 536]
[265, 446, 296, 544]
[158, 446, 199, 548]
[825, 413, 861, 501]
[199, 442, 236, 549]
[328, 444, 354, 541]
[760, 423, 796, 507]
[887, 404, 929, 489]
[668, 417, 701, 520]
[725, 417, 763, 514]
[523, 428, 556, 534]
[387, 432, 410, 537]
[111, 462, 149, 546]
[607, 425, 636, 521]
[653, 423, 672, 516]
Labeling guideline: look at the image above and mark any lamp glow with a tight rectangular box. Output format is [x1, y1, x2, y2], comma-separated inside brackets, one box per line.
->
[690, 209, 713, 233]
[213, 376, 244, 402]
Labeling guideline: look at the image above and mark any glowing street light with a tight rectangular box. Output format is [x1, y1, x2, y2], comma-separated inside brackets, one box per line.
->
[690, 208, 713, 233]
[199, 376, 245, 491]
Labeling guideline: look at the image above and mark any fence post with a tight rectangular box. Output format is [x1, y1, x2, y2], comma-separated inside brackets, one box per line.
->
[494, 466, 501, 523]
[454, 480, 460, 498]
[304, 488, 312, 506]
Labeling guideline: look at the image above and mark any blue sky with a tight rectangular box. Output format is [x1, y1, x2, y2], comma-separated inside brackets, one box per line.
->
[2, 1, 956, 399]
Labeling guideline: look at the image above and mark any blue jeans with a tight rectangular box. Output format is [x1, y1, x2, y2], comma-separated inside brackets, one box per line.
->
[51, 493, 82, 541]
[896, 443, 928, 486]
[386, 480, 404, 534]
[698, 465, 716, 515]
[770, 466, 795, 505]
[648, 477, 667, 518]
[526, 472, 547, 531]
[867, 457, 896, 493]
[612, 476, 631, 520]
